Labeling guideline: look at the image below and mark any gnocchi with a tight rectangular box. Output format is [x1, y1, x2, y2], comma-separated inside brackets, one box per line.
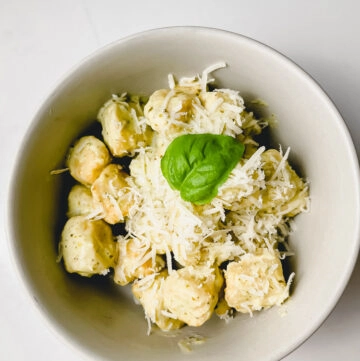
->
[66, 135, 111, 186]
[59, 216, 116, 277]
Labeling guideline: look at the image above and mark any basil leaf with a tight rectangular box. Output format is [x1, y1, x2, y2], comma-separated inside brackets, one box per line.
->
[161, 134, 245, 204]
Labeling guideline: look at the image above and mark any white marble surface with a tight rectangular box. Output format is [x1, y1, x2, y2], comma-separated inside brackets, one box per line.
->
[1, 0, 359, 359]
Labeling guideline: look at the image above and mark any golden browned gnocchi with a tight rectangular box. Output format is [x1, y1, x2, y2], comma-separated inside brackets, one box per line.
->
[66, 135, 111, 186]
[59, 216, 117, 277]
[98, 96, 152, 157]
[91, 164, 134, 224]
[224, 249, 289, 314]
[144, 87, 198, 136]
[114, 237, 165, 286]
[199, 90, 245, 134]
[260, 149, 309, 217]
[57, 65, 309, 335]
[162, 265, 223, 327]
[67, 184, 100, 218]
[132, 271, 185, 331]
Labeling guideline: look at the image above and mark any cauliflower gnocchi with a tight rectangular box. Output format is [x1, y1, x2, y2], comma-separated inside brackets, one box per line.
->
[98, 95, 152, 156]
[224, 249, 289, 314]
[57, 65, 309, 334]
[114, 237, 165, 286]
[60, 216, 116, 277]
[144, 86, 199, 136]
[67, 184, 100, 218]
[132, 271, 185, 331]
[91, 164, 134, 224]
[162, 265, 223, 327]
[66, 135, 111, 186]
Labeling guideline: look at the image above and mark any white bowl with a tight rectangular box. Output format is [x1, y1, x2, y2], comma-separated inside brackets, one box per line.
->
[8, 27, 360, 361]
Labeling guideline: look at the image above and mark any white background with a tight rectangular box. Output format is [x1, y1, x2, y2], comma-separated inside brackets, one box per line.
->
[1, 0, 359, 360]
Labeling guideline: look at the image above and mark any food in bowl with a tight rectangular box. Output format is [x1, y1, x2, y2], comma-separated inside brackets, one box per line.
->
[56, 63, 309, 333]
[9, 27, 360, 361]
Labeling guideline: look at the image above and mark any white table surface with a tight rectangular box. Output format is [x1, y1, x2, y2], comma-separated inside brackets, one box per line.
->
[1, 0, 359, 360]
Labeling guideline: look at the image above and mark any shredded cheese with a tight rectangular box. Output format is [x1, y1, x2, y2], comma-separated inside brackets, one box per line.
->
[200, 62, 227, 92]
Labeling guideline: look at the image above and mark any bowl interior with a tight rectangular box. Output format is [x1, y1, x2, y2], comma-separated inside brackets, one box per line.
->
[9, 27, 360, 361]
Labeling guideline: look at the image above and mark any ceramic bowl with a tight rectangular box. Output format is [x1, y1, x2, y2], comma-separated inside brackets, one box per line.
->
[8, 27, 360, 361]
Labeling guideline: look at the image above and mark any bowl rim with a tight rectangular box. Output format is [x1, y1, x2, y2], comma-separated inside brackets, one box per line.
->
[6, 25, 360, 361]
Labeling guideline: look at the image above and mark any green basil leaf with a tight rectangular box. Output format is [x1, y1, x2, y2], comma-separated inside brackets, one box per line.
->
[160, 134, 245, 204]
